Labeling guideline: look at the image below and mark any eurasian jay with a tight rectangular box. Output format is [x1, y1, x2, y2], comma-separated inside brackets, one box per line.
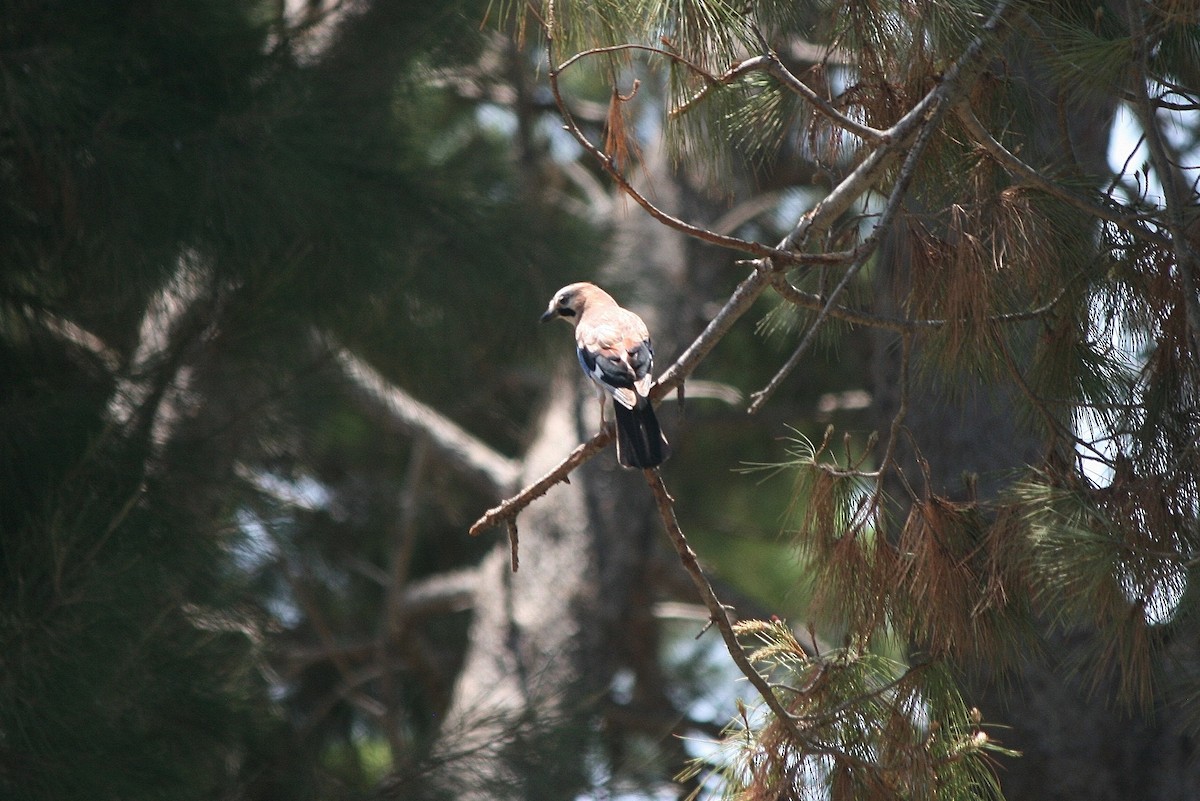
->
[541, 282, 671, 469]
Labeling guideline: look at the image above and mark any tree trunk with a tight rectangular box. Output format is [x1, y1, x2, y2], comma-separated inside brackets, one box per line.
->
[408, 374, 652, 800]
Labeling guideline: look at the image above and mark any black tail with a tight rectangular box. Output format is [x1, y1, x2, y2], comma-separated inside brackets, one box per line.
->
[613, 396, 670, 469]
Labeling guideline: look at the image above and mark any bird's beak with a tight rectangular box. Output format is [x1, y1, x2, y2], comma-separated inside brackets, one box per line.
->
[539, 309, 557, 323]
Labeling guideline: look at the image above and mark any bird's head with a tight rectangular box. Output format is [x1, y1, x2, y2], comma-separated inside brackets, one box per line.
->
[539, 282, 615, 325]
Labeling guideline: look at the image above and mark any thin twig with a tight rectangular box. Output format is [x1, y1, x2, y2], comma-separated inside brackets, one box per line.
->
[506, 519, 519, 572]
[993, 327, 1095, 461]
[844, 333, 912, 535]
[556, 42, 718, 82]
[546, 27, 849, 266]
[670, 55, 771, 118]
[468, 426, 614, 536]
[1124, 0, 1200, 354]
[643, 469, 810, 746]
[760, 54, 887, 144]
[771, 275, 1070, 332]
[952, 101, 1171, 249]
[786, 662, 930, 724]
[880, 332, 911, 471]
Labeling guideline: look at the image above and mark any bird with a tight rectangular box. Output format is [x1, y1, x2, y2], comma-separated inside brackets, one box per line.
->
[541, 282, 671, 469]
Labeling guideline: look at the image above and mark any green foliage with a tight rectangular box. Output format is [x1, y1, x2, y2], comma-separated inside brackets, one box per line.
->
[685, 622, 1014, 801]
[1017, 472, 1190, 706]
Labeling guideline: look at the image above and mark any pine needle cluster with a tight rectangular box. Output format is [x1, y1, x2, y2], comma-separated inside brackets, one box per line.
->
[683, 621, 1014, 801]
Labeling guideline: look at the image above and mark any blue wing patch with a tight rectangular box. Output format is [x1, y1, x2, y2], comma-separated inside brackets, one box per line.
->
[577, 344, 643, 390]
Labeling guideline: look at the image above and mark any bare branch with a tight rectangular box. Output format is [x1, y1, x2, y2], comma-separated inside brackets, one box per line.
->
[642, 469, 811, 747]
[669, 54, 768, 118]
[545, 28, 851, 266]
[761, 54, 887, 144]
[556, 42, 717, 81]
[468, 425, 614, 536]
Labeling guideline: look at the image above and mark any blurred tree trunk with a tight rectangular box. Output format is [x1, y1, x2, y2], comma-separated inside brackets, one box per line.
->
[419, 376, 646, 799]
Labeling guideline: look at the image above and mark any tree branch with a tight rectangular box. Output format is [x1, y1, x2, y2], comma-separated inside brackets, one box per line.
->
[1124, 0, 1200, 354]
[320, 334, 521, 498]
[642, 469, 811, 747]
[760, 53, 887, 144]
[654, 264, 776, 394]
[952, 101, 1171, 249]
[468, 425, 614, 536]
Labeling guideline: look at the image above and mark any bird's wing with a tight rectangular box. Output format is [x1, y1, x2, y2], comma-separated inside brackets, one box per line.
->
[576, 310, 654, 408]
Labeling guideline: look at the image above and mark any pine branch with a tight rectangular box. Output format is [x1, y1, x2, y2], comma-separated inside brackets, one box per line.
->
[641, 469, 814, 749]
[748, 93, 943, 413]
[1124, 0, 1200, 355]
[744, 0, 1019, 414]
[952, 101, 1172, 248]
